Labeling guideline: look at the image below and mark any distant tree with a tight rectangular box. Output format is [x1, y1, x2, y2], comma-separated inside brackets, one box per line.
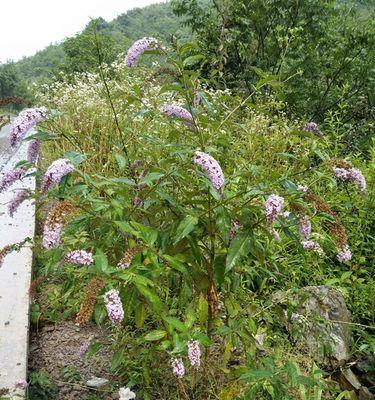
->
[62, 18, 118, 74]
[0, 62, 30, 101]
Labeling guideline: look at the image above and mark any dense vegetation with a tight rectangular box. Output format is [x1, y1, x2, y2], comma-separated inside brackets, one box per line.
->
[0, 1, 374, 399]
[172, 0, 374, 156]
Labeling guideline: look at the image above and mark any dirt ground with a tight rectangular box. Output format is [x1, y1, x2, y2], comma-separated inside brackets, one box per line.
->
[28, 320, 119, 400]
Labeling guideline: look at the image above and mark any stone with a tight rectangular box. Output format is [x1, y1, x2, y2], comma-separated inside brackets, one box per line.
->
[339, 368, 374, 400]
[86, 376, 109, 388]
[273, 285, 352, 369]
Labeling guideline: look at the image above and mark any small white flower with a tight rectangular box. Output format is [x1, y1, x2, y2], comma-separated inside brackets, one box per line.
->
[119, 387, 136, 400]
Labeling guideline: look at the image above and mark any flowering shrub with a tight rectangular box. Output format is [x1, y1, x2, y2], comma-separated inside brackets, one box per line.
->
[5, 38, 373, 398]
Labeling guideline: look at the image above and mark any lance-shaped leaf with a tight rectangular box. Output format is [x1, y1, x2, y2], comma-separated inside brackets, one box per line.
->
[225, 232, 252, 272]
[174, 215, 199, 244]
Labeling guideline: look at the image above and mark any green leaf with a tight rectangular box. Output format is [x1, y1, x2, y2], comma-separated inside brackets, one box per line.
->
[162, 254, 188, 275]
[139, 172, 165, 186]
[158, 84, 183, 95]
[93, 249, 109, 274]
[135, 303, 146, 328]
[110, 347, 125, 371]
[226, 232, 252, 272]
[215, 206, 231, 245]
[64, 150, 87, 166]
[26, 129, 58, 142]
[197, 293, 208, 325]
[130, 221, 158, 246]
[183, 54, 205, 67]
[134, 282, 164, 313]
[94, 303, 106, 325]
[164, 317, 187, 333]
[114, 154, 127, 170]
[174, 215, 199, 244]
[116, 221, 158, 246]
[144, 330, 167, 341]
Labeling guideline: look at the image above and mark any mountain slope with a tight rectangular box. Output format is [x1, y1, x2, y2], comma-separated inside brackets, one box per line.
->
[14, 1, 191, 83]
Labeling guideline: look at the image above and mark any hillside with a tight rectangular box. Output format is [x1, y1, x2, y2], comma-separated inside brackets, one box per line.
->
[11, 1, 191, 85]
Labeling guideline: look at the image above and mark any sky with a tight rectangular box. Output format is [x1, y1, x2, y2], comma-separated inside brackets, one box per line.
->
[0, 0, 165, 62]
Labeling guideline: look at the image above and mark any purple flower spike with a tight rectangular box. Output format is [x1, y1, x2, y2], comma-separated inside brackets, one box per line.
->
[188, 340, 201, 369]
[161, 104, 193, 123]
[10, 107, 47, 147]
[337, 245, 352, 263]
[301, 240, 324, 255]
[125, 37, 159, 67]
[0, 168, 24, 194]
[104, 289, 124, 325]
[171, 358, 185, 378]
[43, 224, 62, 249]
[77, 339, 91, 357]
[264, 194, 284, 224]
[41, 158, 74, 193]
[65, 250, 93, 266]
[298, 215, 311, 241]
[8, 189, 30, 217]
[27, 140, 41, 163]
[193, 151, 225, 192]
[302, 122, 324, 139]
[334, 166, 366, 193]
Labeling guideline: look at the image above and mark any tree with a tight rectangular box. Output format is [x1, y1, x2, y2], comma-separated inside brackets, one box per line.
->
[62, 18, 118, 74]
[172, 0, 375, 155]
[0, 62, 30, 100]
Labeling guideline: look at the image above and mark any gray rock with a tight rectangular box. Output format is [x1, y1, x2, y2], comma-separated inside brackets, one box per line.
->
[86, 376, 109, 388]
[273, 285, 352, 369]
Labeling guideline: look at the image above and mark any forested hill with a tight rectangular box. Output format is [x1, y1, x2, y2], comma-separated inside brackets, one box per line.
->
[1, 1, 190, 94]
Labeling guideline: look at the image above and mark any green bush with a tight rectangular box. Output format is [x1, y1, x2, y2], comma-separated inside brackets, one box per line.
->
[12, 38, 373, 398]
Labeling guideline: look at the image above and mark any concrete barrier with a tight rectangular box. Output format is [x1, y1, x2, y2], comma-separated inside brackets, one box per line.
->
[0, 136, 35, 398]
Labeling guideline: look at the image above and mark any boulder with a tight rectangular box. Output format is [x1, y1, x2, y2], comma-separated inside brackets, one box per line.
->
[273, 285, 352, 369]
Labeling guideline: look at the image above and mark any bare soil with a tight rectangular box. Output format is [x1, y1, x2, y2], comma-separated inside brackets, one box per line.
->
[28, 320, 119, 400]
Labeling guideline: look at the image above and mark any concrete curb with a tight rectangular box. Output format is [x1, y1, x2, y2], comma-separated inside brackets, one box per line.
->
[0, 137, 35, 398]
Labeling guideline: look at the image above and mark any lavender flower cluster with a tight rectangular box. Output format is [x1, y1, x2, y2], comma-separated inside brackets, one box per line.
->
[161, 104, 193, 123]
[337, 245, 352, 263]
[27, 140, 41, 163]
[171, 358, 185, 378]
[65, 250, 93, 266]
[264, 194, 284, 224]
[104, 289, 124, 325]
[334, 167, 366, 193]
[77, 339, 91, 357]
[301, 240, 324, 255]
[41, 158, 74, 193]
[125, 37, 159, 67]
[298, 215, 311, 241]
[302, 122, 324, 139]
[43, 224, 62, 249]
[8, 189, 29, 217]
[193, 151, 225, 191]
[0, 168, 24, 194]
[10, 107, 47, 147]
[187, 340, 201, 369]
